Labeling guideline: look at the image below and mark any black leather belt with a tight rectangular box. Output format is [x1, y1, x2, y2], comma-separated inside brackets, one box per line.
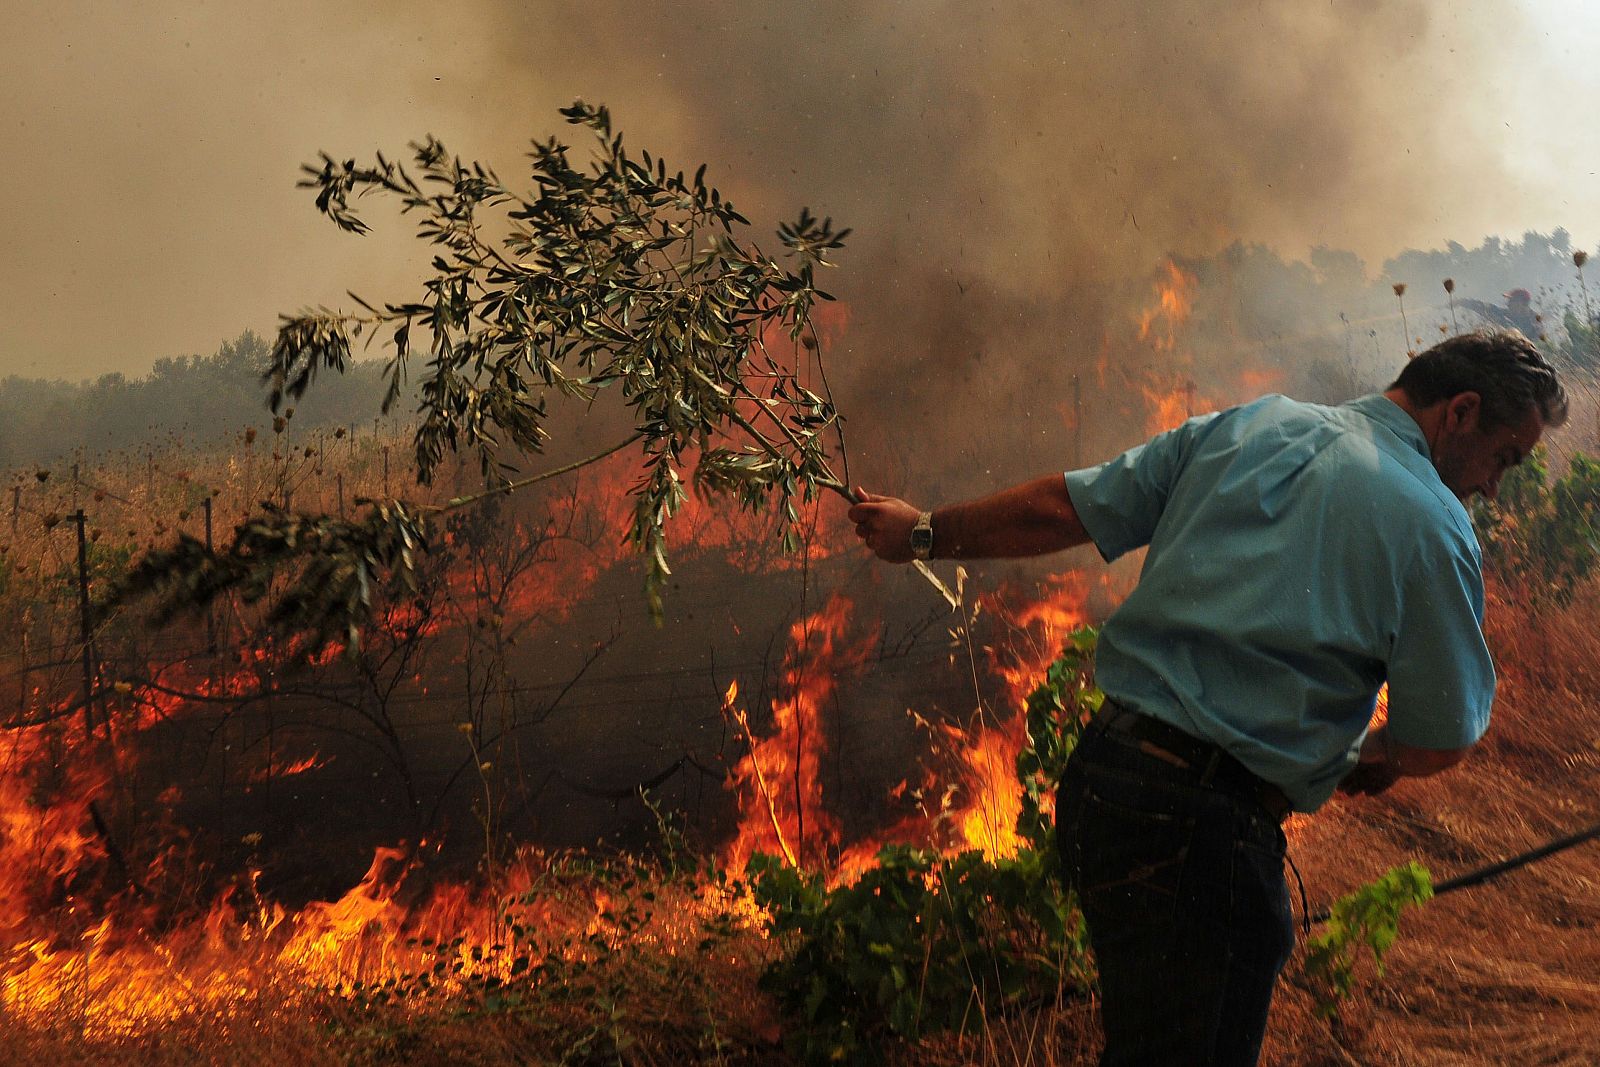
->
[1101, 702, 1293, 822]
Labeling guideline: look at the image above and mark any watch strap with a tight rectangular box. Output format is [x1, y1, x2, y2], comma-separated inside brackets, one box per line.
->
[911, 511, 934, 560]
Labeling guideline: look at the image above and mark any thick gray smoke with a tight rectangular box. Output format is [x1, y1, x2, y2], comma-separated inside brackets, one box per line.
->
[468, 1, 1521, 494]
[1, 1, 1539, 424]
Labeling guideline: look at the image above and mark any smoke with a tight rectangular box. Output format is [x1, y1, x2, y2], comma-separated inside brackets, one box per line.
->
[0, 0, 1551, 481]
[465, 1, 1523, 491]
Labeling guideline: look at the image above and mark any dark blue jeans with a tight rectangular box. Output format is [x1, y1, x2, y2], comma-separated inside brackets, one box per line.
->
[1056, 711, 1295, 1066]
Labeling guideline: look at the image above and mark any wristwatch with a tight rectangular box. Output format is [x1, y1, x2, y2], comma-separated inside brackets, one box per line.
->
[910, 511, 934, 561]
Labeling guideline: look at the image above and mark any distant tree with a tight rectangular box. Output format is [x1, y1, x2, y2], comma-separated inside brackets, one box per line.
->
[111, 102, 851, 651]
[1308, 245, 1366, 295]
[0, 330, 389, 465]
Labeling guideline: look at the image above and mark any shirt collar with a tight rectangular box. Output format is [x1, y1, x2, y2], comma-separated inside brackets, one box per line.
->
[1343, 393, 1431, 461]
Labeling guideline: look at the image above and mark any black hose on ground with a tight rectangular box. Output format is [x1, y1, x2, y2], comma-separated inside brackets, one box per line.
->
[1309, 817, 1600, 924]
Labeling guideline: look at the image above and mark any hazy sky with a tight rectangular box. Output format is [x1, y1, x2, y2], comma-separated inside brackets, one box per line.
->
[4, 0, 1599, 381]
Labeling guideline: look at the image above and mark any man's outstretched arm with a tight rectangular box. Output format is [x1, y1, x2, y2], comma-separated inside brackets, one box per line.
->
[848, 474, 1093, 563]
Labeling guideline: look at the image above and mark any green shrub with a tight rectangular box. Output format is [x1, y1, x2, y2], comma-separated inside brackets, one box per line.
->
[1304, 861, 1434, 1017]
[745, 626, 1102, 1065]
[1477, 446, 1600, 603]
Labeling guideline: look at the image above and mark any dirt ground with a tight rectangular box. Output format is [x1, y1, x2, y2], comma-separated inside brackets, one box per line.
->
[1260, 583, 1600, 1066]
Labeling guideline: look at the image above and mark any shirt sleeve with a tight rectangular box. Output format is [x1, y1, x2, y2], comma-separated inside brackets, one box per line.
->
[1384, 531, 1496, 751]
[1062, 412, 1219, 562]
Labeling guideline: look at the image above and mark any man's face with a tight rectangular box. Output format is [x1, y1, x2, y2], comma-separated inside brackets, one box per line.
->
[1431, 393, 1546, 502]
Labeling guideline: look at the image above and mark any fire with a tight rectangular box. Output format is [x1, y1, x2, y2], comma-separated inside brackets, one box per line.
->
[721, 594, 871, 872]
[0, 327, 1133, 1036]
[946, 713, 1030, 858]
[1142, 384, 1186, 434]
[247, 754, 329, 784]
[1129, 260, 1283, 434]
[1238, 367, 1286, 396]
[1137, 259, 1198, 353]
[945, 571, 1094, 859]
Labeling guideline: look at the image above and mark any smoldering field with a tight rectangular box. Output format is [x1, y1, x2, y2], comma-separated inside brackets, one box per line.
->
[4, 0, 1600, 1057]
[1, 224, 1599, 1064]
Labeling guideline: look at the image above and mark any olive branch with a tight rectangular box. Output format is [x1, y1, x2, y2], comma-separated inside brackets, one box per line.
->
[107, 102, 855, 652]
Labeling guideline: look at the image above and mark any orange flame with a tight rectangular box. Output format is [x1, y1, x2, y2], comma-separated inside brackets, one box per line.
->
[246, 754, 331, 785]
[1137, 259, 1198, 352]
[941, 572, 1094, 859]
[721, 594, 870, 872]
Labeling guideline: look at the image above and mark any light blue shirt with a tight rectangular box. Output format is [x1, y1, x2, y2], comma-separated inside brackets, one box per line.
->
[1064, 393, 1495, 812]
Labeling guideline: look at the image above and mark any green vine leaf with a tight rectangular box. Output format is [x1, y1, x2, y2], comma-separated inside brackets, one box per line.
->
[1305, 860, 1434, 1017]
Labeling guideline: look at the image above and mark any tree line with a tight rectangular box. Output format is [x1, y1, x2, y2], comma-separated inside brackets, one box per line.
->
[3, 229, 1596, 471]
[0, 331, 390, 469]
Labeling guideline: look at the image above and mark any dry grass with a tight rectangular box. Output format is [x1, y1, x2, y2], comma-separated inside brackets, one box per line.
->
[3, 537, 1598, 1064]
[901, 576, 1600, 1066]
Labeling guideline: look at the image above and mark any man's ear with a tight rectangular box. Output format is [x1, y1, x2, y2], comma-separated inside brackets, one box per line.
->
[1445, 391, 1483, 433]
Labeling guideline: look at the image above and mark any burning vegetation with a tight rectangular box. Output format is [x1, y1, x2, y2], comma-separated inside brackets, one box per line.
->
[2, 105, 1600, 1064]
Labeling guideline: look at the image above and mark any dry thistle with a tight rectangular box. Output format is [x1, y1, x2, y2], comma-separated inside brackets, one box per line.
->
[1443, 278, 1455, 294]
[33, 470, 48, 483]
[1393, 283, 1413, 355]
[1576, 252, 1595, 328]
[1444, 278, 1458, 332]
[243, 427, 257, 445]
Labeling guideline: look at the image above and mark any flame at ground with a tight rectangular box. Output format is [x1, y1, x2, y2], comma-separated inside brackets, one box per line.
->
[951, 571, 1095, 859]
[0, 551, 1106, 1035]
[721, 593, 870, 872]
[0, 834, 773, 1038]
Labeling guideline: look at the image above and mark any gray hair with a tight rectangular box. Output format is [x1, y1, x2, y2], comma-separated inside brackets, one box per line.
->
[1390, 329, 1568, 430]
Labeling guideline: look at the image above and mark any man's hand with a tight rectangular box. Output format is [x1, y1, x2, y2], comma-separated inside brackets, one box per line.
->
[848, 488, 921, 564]
[1336, 729, 1402, 797]
[1337, 725, 1469, 797]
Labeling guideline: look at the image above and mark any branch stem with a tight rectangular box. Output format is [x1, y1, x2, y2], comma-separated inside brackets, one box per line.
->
[431, 432, 646, 513]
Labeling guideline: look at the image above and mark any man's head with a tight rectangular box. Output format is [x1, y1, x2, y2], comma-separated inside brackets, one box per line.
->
[1388, 329, 1568, 502]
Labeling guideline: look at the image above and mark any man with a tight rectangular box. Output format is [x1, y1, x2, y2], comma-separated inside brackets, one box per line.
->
[848, 330, 1566, 1066]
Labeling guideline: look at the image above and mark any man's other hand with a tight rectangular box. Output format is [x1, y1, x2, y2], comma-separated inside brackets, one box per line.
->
[1337, 727, 1403, 797]
[1337, 726, 1468, 797]
[848, 488, 921, 563]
